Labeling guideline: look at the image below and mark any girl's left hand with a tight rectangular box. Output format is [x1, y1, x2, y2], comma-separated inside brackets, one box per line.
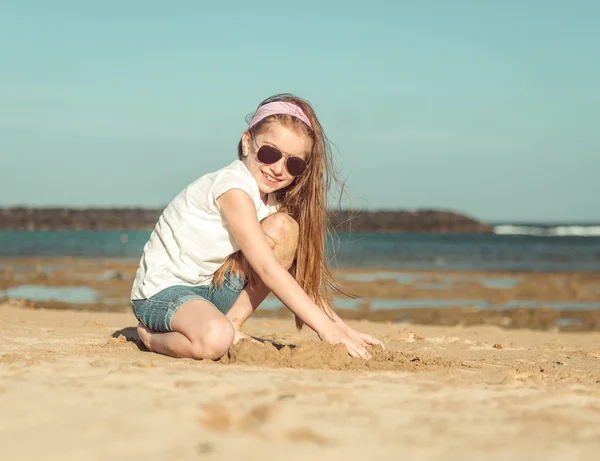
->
[344, 326, 385, 349]
[232, 325, 263, 346]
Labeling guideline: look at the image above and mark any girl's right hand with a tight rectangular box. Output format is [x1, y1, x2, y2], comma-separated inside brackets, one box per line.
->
[318, 323, 372, 360]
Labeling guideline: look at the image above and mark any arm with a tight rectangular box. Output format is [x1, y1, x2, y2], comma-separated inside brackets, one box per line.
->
[217, 189, 372, 359]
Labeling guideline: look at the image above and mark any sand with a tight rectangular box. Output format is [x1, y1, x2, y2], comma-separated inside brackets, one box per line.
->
[2, 302, 600, 461]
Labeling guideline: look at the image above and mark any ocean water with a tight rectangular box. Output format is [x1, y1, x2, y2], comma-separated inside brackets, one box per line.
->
[1, 229, 600, 272]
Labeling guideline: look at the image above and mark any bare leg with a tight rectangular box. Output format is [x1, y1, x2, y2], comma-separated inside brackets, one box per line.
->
[137, 299, 234, 360]
[226, 212, 299, 341]
[136, 212, 298, 356]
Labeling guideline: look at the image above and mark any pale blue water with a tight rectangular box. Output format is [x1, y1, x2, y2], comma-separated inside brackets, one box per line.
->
[344, 272, 522, 288]
[1, 285, 98, 304]
[2, 230, 600, 272]
[259, 297, 600, 311]
[1, 231, 599, 318]
[3, 283, 599, 313]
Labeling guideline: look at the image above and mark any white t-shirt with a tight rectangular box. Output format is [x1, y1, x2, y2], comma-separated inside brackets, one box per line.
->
[131, 159, 280, 300]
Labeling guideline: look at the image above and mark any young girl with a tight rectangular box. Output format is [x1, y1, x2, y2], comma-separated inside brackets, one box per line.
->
[131, 94, 383, 360]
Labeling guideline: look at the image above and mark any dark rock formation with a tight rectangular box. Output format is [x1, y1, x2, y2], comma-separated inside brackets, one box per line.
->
[0, 207, 493, 233]
[0, 208, 161, 231]
[330, 209, 493, 233]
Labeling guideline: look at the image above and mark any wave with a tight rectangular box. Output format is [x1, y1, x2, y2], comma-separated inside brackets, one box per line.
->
[493, 225, 600, 237]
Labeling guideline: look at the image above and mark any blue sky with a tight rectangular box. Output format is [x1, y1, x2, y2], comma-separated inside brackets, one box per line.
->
[1, 0, 599, 222]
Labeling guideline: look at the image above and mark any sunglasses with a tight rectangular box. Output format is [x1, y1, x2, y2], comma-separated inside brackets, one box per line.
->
[251, 132, 308, 177]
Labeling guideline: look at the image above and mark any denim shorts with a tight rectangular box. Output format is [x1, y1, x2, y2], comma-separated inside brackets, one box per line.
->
[131, 271, 247, 332]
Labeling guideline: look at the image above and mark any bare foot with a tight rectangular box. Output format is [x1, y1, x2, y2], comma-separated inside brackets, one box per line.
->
[137, 322, 153, 351]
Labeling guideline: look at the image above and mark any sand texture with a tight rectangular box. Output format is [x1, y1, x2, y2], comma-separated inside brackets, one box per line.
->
[2, 302, 600, 461]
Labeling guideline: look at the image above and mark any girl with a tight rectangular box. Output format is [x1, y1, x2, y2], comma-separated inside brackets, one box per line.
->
[131, 94, 383, 360]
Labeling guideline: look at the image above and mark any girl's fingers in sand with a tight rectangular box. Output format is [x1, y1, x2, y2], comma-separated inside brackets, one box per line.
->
[346, 345, 360, 359]
[361, 334, 386, 349]
[346, 327, 386, 350]
[345, 342, 362, 359]
[345, 339, 371, 360]
[336, 337, 371, 360]
[319, 324, 372, 359]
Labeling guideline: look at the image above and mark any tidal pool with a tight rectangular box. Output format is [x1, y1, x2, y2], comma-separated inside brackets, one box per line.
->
[2, 285, 99, 304]
[343, 272, 521, 289]
[259, 297, 600, 312]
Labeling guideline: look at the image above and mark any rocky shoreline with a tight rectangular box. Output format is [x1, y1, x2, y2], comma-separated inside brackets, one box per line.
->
[2, 257, 599, 332]
[0, 207, 493, 233]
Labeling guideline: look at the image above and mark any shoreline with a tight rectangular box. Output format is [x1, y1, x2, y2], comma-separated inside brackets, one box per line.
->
[1, 256, 599, 332]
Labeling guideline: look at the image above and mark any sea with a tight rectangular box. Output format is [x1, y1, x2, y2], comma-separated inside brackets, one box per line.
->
[1, 223, 600, 272]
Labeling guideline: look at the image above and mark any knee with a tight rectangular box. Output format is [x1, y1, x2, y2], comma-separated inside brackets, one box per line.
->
[262, 212, 299, 245]
[190, 319, 234, 360]
[261, 213, 299, 267]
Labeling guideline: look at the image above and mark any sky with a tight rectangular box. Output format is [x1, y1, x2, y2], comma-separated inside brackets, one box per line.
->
[1, 0, 599, 223]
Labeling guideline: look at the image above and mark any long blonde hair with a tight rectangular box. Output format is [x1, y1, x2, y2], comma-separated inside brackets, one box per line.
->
[214, 93, 346, 329]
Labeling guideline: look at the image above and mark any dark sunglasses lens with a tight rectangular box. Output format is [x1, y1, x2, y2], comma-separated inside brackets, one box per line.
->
[256, 145, 281, 164]
[286, 157, 307, 176]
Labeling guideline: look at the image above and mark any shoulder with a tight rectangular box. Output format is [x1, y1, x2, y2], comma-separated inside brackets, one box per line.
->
[185, 160, 255, 193]
[209, 160, 261, 209]
[215, 159, 254, 181]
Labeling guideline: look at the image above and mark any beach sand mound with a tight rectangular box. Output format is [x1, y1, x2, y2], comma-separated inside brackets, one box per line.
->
[222, 339, 456, 371]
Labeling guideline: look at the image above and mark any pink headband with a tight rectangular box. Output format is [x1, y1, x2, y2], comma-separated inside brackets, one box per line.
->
[249, 101, 312, 130]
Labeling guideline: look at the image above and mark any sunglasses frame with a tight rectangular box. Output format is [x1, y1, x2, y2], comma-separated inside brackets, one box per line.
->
[250, 131, 308, 177]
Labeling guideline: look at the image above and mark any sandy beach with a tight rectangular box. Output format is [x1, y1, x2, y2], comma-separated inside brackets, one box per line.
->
[2, 300, 600, 461]
[3, 1, 599, 458]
